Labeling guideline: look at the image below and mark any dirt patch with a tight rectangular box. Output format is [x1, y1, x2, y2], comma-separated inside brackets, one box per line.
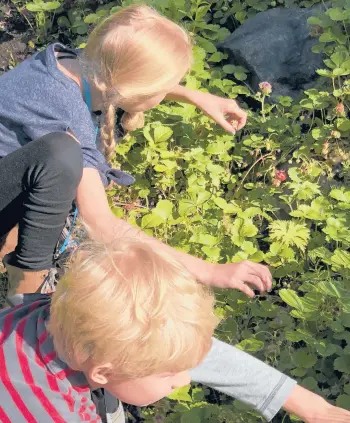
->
[0, 36, 29, 72]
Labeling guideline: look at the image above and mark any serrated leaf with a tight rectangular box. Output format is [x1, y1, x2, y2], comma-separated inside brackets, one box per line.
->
[223, 64, 236, 74]
[153, 200, 173, 220]
[327, 7, 346, 21]
[269, 221, 310, 251]
[178, 200, 196, 217]
[292, 349, 317, 368]
[236, 338, 264, 352]
[280, 289, 304, 310]
[154, 126, 173, 143]
[42, 1, 61, 11]
[336, 395, 350, 410]
[334, 356, 350, 373]
[190, 233, 218, 246]
[338, 120, 350, 131]
[168, 385, 192, 402]
[141, 213, 164, 229]
[316, 342, 338, 357]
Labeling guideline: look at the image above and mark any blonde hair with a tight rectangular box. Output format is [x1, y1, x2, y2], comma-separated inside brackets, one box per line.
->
[81, 5, 192, 160]
[48, 240, 218, 380]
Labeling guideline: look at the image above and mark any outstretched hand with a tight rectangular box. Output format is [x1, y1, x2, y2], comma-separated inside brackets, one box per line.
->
[204, 261, 272, 297]
[192, 91, 248, 134]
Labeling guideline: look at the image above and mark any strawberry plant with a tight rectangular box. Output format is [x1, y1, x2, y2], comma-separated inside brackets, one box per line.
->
[105, 0, 350, 420]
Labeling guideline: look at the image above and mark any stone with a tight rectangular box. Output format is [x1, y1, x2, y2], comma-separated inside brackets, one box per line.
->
[218, 6, 326, 99]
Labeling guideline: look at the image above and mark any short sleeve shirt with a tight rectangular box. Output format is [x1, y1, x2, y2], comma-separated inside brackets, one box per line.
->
[0, 43, 107, 180]
[0, 294, 102, 423]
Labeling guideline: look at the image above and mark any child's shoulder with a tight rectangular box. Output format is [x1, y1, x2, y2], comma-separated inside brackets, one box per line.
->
[0, 295, 99, 422]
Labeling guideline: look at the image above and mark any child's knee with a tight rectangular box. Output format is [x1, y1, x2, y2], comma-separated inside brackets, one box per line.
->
[36, 132, 83, 187]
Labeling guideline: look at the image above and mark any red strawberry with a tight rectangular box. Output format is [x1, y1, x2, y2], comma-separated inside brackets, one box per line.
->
[275, 169, 288, 182]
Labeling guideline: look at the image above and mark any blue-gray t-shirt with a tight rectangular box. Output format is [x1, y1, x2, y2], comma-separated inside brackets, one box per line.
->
[0, 43, 108, 182]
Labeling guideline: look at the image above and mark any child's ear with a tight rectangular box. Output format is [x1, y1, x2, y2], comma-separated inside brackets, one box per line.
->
[89, 363, 113, 385]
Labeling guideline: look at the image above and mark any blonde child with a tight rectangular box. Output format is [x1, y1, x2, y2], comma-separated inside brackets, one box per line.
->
[0, 239, 218, 421]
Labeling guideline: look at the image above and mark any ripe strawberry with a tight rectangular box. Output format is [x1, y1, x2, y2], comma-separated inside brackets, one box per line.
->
[275, 169, 288, 182]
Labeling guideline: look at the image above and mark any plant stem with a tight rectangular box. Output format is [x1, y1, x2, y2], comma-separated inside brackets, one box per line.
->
[235, 153, 273, 196]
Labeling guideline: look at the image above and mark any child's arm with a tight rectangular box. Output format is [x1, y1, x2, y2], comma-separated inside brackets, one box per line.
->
[165, 85, 247, 133]
[76, 168, 272, 295]
[190, 338, 350, 422]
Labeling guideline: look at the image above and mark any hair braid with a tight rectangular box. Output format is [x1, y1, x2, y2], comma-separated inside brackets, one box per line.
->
[100, 103, 117, 161]
[122, 111, 145, 132]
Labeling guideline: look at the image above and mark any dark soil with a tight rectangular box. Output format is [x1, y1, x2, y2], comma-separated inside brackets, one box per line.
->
[0, 1, 34, 73]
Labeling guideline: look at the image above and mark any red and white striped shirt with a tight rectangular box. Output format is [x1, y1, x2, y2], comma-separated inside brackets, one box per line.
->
[0, 294, 102, 423]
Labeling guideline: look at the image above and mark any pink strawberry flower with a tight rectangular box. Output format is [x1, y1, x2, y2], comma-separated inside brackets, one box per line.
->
[259, 81, 272, 95]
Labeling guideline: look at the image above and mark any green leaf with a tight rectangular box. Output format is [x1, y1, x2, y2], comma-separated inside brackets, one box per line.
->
[178, 200, 196, 217]
[330, 188, 350, 203]
[338, 120, 350, 131]
[208, 51, 225, 63]
[336, 395, 350, 410]
[340, 314, 350, 328]
[334, 356, 350, 373]
[84, 13, 100, 24]
[280, 289, 304, 310]
[223, 64, 236, 74]
[153, 200, 173, 220]
[327, 7, 346, 21]
[308, 16, 322, 25]
[234, 71, 247, 81]
[231, 218, 258, 246]
[57, 16, 70, 27]
[181, 412, 201, 423]
[42, 1, 61, 10]
[236, 338, 264, 352]
[26, 3, 45, 11]
[316, 342, 338, 357]
[189, 233, 218, 246]
[331, 249, 350, 270]
[141, 213, 164, 229]
[292, 349, 318, 368]
[153, 126, 173, 143]
[302, 376, 318, 391]
[344, 384, 350, 395]
[269, 221, 310, 251]
[319, 31, 337, 42]
[168, 385, 192, 402]
[201, 246, 221, 260]
[196, 191, 211, 205]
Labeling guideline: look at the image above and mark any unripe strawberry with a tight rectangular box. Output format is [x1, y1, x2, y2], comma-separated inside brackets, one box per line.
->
[335, 103, 345, 116]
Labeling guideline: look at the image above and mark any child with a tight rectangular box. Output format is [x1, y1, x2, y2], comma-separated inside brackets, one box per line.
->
[1, 240, 350, 423]
[0, 239, 218, 422]
[0, 4, 268, 303]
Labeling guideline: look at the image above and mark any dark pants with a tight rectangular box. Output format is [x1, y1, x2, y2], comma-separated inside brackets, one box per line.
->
[0, 133, 83, 270]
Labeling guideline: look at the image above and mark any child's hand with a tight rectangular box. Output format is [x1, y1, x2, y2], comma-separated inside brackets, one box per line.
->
[204, 261, 272, 297]
[307, 404, 350, 423]
[283, 385, 350, 423]
[191, 91, 248, 134]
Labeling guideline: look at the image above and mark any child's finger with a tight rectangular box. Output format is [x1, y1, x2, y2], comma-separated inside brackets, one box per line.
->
[246, 262, 272, 291]
[239, 283, 255, 298]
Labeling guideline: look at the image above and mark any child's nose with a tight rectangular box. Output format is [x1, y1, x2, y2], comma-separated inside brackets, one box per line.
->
[172, 371, 191, 389]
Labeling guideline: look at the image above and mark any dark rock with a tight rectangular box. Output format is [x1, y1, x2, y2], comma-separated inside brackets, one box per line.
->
[218, 6, 326, 99]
